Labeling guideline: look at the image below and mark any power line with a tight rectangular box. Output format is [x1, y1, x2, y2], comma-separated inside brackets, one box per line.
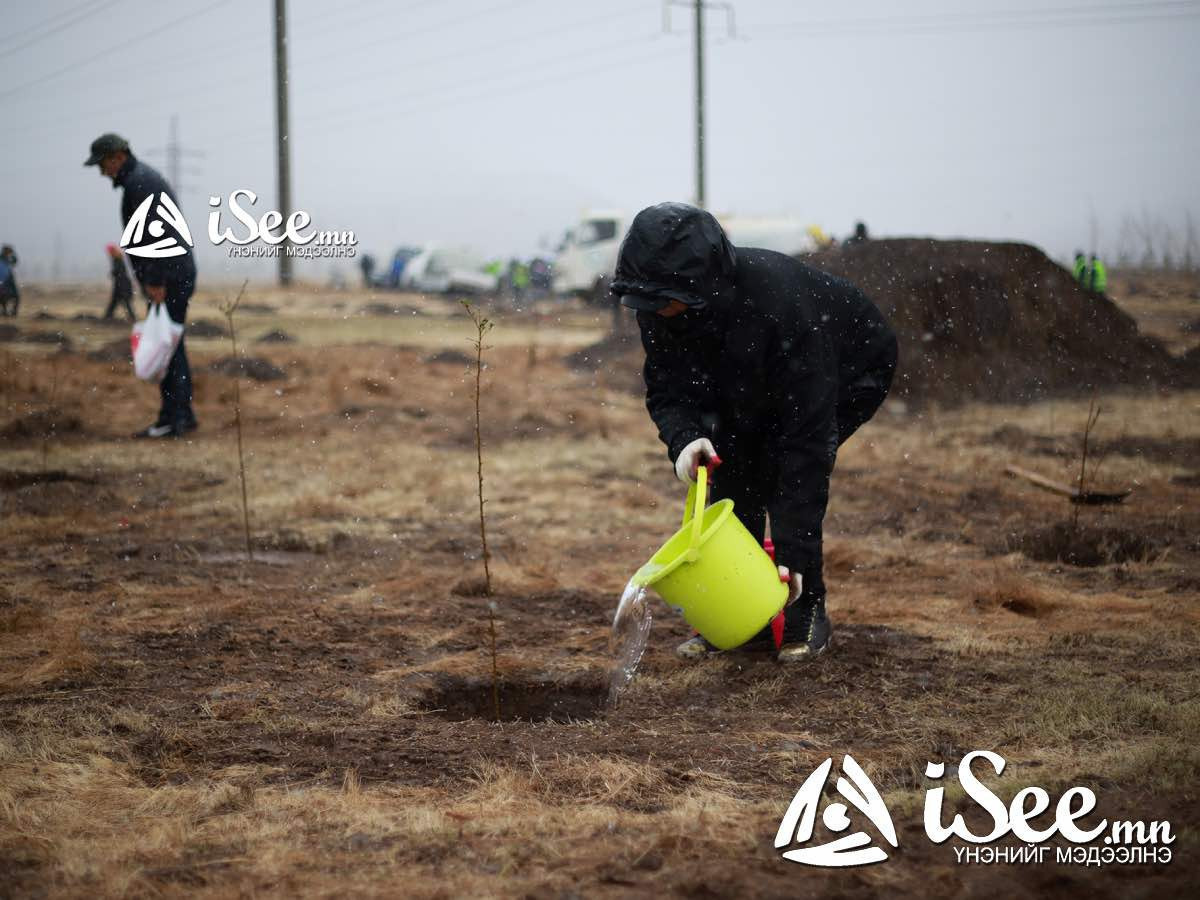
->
[740, 0, 1200, 38]
[291, 2, 648, 106]
[206, 38, 688, 146]
[299, 30, 663, 124]
[284, 0, 443, 47]
[303, 0, 538, 68]
[0, 0, 233, 102]
[302, 35, 673, 129]
[7, 0, 643, 132]
[0, 0, 94, 53]
[744, 0, 1200, 30]
[14, 2, 657, 144]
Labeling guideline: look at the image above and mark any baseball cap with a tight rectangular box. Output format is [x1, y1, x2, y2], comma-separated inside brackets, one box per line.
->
[84, 133, 130, 166]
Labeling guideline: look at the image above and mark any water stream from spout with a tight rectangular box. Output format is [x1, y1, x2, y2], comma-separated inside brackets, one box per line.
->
[607, 578, 652, 708]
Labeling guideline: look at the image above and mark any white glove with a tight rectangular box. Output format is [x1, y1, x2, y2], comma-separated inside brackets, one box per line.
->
[778, 566, 803, 605]
[674, 438, 717, 484]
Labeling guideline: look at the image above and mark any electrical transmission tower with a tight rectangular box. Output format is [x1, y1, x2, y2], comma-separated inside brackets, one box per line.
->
[146, 115, 205, 196]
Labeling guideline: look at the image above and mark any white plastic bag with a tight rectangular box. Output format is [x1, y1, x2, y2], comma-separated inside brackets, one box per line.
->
[130, 303, 183, 383]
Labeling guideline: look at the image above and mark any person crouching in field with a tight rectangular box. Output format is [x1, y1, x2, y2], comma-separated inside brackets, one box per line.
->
[105, 244, 135, 321]
[614, 202, 898, 665]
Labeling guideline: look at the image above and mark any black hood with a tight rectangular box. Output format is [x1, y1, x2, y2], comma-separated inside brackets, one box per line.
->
[610, 202, 738, 309]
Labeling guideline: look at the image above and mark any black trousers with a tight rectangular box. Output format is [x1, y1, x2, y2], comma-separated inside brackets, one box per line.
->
[151, 275, 196, 428]
[106, 289, 135, 321]
[0, 281, 17, 316]
[710, 353, 895, 639]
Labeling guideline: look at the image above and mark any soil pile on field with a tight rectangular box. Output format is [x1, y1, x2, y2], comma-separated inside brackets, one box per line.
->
[188, 319, 229, 338]
[806, 239, 1190, 404]
[256, 330, 295, 344]
[573, 239, 1194, 406]
[88, 338, 131, 363]
[208, 356, 287, 381]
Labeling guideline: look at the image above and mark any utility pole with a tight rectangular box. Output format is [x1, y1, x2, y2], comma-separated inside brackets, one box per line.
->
[664, 1, 734, 210]
[274, 0, 293, 286]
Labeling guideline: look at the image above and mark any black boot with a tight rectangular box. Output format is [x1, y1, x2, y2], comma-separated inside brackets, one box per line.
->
[776, 596, 832, 664]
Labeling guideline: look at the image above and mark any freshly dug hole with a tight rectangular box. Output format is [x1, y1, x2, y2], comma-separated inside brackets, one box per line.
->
[420, 674, 606, 723]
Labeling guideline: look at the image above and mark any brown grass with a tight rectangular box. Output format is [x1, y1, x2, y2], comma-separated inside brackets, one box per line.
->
[1, 284, 1197, 896]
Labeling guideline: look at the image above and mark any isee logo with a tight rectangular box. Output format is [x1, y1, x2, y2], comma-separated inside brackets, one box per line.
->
[774, 755, 898, 867]
[120, 192, 194, 259]
[777, 750, 1174, 869]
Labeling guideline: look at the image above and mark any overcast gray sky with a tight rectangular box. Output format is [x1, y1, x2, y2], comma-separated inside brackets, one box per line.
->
[2, 0, 1198, 284]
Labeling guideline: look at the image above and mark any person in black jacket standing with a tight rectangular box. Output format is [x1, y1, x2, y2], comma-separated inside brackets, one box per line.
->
[613, 202, 897, 664]
[85, 133, 198, 438]
[0, 245, 19, 317]
[104, 244, 136, 321]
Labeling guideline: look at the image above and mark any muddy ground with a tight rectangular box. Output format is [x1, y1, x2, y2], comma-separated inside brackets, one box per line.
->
[2, 277, 1199, 898]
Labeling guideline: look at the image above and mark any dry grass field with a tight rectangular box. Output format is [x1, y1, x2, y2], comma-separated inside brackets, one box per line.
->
[2, 275, 1198, 898]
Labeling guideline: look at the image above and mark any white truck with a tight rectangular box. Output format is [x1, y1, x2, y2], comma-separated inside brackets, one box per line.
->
[552, 209, 823, 302]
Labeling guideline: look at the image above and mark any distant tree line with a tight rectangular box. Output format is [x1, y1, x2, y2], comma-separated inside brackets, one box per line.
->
[1107, 211, 1199, 272]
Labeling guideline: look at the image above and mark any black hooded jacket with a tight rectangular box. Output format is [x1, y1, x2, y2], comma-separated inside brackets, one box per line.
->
[612, 203, 897, 574]
[114, 154, 197, 289]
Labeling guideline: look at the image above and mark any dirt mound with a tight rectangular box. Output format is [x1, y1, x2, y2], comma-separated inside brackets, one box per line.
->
[805, 239, 1187, 404]
[565, 331, 637, 372]
[422, 348, 474, 366]
[360, 302, 425, 317]
[0, 469, 112, 517]
[420, 673, 607, 723]
[208, 356, 287, 381]
[20, 330, 72, 349]
[1008, 522, 1161, 567]
[70, 314, 127, 328]
[87, 338, 131, 363]
[0, 410, 85, 441]
[564, 330, 644, 393]
[187, 319, 229, 338]
[255, 329, 295, 343]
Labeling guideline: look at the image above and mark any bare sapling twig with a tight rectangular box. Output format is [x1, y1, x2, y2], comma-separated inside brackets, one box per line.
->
[462, 301, 494, 595]
[487, 599, 500, 722]
[221, 280, 253, 562]
[462, 300, 499, 722]
[1070, 393, 1102, 532]
[42, 356, 59, 474]
[527, 310, 539, 372]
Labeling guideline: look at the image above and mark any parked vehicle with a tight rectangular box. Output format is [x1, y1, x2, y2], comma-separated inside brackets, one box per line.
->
[399, 245, 499, 295]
